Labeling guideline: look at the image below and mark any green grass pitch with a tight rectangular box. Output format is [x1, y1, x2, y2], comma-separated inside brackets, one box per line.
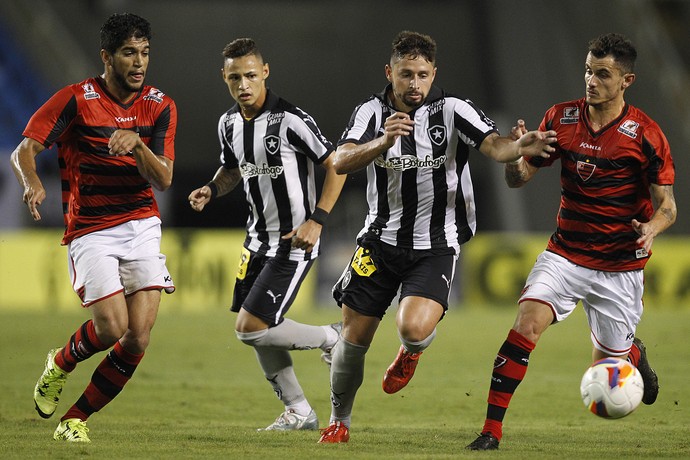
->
[1, 304, 688, 459]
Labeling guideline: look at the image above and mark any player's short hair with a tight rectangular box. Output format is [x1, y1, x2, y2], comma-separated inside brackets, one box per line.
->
[588, 33, 637, 74]
[100, 13, 151, 55]
[391, 31, 436, 64]
[222, 38, 263, 62]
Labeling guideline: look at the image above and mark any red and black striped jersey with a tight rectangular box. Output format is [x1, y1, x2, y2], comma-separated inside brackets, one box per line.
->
[528, 98, 674, 271]
[23, 76, 177, 244]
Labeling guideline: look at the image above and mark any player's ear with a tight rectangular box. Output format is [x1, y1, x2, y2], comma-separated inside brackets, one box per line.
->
[263, 62, 270, 80]
[622, 73, 635, 90]
[385, 64, 393, 82]
[100, 49, 111, 66]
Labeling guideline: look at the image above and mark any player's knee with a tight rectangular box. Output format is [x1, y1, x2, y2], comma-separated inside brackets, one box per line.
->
[512, 318, 548, 343]
[93, 318, 128, 347]
[397, 323, 432, 343]
[120, 333, 151, 354]
[236, 329, 268, 347]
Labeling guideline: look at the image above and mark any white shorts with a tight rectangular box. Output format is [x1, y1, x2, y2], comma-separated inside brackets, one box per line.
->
[520, 251, 643, 355]
[67, 217, 175, 307]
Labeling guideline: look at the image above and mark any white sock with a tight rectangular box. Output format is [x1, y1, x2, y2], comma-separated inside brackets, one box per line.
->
[286, 399, 312, 416]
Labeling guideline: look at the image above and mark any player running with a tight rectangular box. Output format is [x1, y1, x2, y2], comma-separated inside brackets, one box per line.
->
[11, 13, 177, 443]
[318, 30, 556, 443]
[188, 38, 345, 431]
[467, 33, 676, 451]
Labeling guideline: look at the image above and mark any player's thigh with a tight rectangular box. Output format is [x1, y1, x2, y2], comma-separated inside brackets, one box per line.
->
[89, 293, 130, 345]
[242, 257, 314, 326]
[341, 304, 381, 346]
[511, 299, 557, 342]
[518, 251, 589, 323]
[584, 270, 643, 356]
[399, 252, 457, 311]
[125, 289, 162, 334]
[68, 232, 126, 307]
[119, 289, 162, 353]
[333, 244, 400, 320]
[120, 218, 174, 296]
[396, 296, 444, 340]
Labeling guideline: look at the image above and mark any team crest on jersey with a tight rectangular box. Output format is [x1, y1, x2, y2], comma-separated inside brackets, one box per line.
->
[82, 83, 100, 100]
[618, 119, 639, 139]
[560, 107, 579, 124]
[263, 135, 281, 155]
[143, 88, 164, 103]
[427, 125, 447, 146]
[576, 160, 596, 181]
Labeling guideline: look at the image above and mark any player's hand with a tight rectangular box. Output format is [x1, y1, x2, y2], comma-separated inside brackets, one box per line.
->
[516, 128, 557, 159]
[188, 186, 212, 212]
[632, 218, 655, 254]
[108, 129, 141, 156]
[282, 220, 321, 253]
[510, 119, 529, 140]
[382, 112, 414, 147]
[22, 182, 46, 221]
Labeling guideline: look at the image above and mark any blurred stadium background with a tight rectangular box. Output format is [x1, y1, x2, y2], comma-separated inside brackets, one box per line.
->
[1, 0, 688, 312]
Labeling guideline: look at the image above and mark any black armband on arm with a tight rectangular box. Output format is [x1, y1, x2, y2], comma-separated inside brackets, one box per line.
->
[309, 207, 329, 225]
[206, 181, 219, 199]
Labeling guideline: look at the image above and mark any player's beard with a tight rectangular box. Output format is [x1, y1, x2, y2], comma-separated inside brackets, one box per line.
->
[114, 70, 144, 94]
[401, 91, 425, 109]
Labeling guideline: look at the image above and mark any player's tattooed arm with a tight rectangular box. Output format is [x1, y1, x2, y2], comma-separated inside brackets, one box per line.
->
[189, 167, 242, 212]
[211, 167, 242, 197]
[632, 184, 677, 253]
[504, 158, 537, 188]
[657, 186, 677, 225]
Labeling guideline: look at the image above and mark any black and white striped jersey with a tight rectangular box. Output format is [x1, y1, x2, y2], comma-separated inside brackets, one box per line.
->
[339, 85, 498, 252]
[219, 90, 334, 261]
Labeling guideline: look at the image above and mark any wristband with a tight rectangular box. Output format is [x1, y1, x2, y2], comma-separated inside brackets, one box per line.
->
[206, 181, 218, 199]
[309, 207, 329, 225]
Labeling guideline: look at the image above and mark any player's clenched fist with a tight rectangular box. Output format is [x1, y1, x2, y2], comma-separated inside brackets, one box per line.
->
[188, 186, 212, 212]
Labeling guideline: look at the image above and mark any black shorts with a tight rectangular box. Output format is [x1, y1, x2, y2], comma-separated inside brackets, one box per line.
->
[231, 248, 314, 327]
[332, 234, 457, 320]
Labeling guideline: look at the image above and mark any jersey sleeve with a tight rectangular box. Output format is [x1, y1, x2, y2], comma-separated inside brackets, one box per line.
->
[218, 112, 239, 169]
[22, 86, 78, 148]
[642, 122, 674, 185]
[286, 107, 334, 164]
[527, 105, 561, 168]
[149, 98, 177, 160]
[451, 98, 498, 148]
[337, 98, 380, 146]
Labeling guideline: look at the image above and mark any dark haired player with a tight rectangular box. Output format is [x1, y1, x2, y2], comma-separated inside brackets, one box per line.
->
[318, 30, 556, 443]
[467, 33, 676, 451]
[188, 38, 345, 431]
[11, 13, 177, 442]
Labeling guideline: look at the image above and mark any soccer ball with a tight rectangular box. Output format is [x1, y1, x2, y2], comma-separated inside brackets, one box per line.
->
[580, 357, 644, 419]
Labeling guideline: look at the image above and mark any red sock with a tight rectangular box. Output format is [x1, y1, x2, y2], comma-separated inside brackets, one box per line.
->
[54, 320, 108, 373]
[481, 329, 535, 441]
[627, 341, 641, 367]
[62, 341, 144, 421]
